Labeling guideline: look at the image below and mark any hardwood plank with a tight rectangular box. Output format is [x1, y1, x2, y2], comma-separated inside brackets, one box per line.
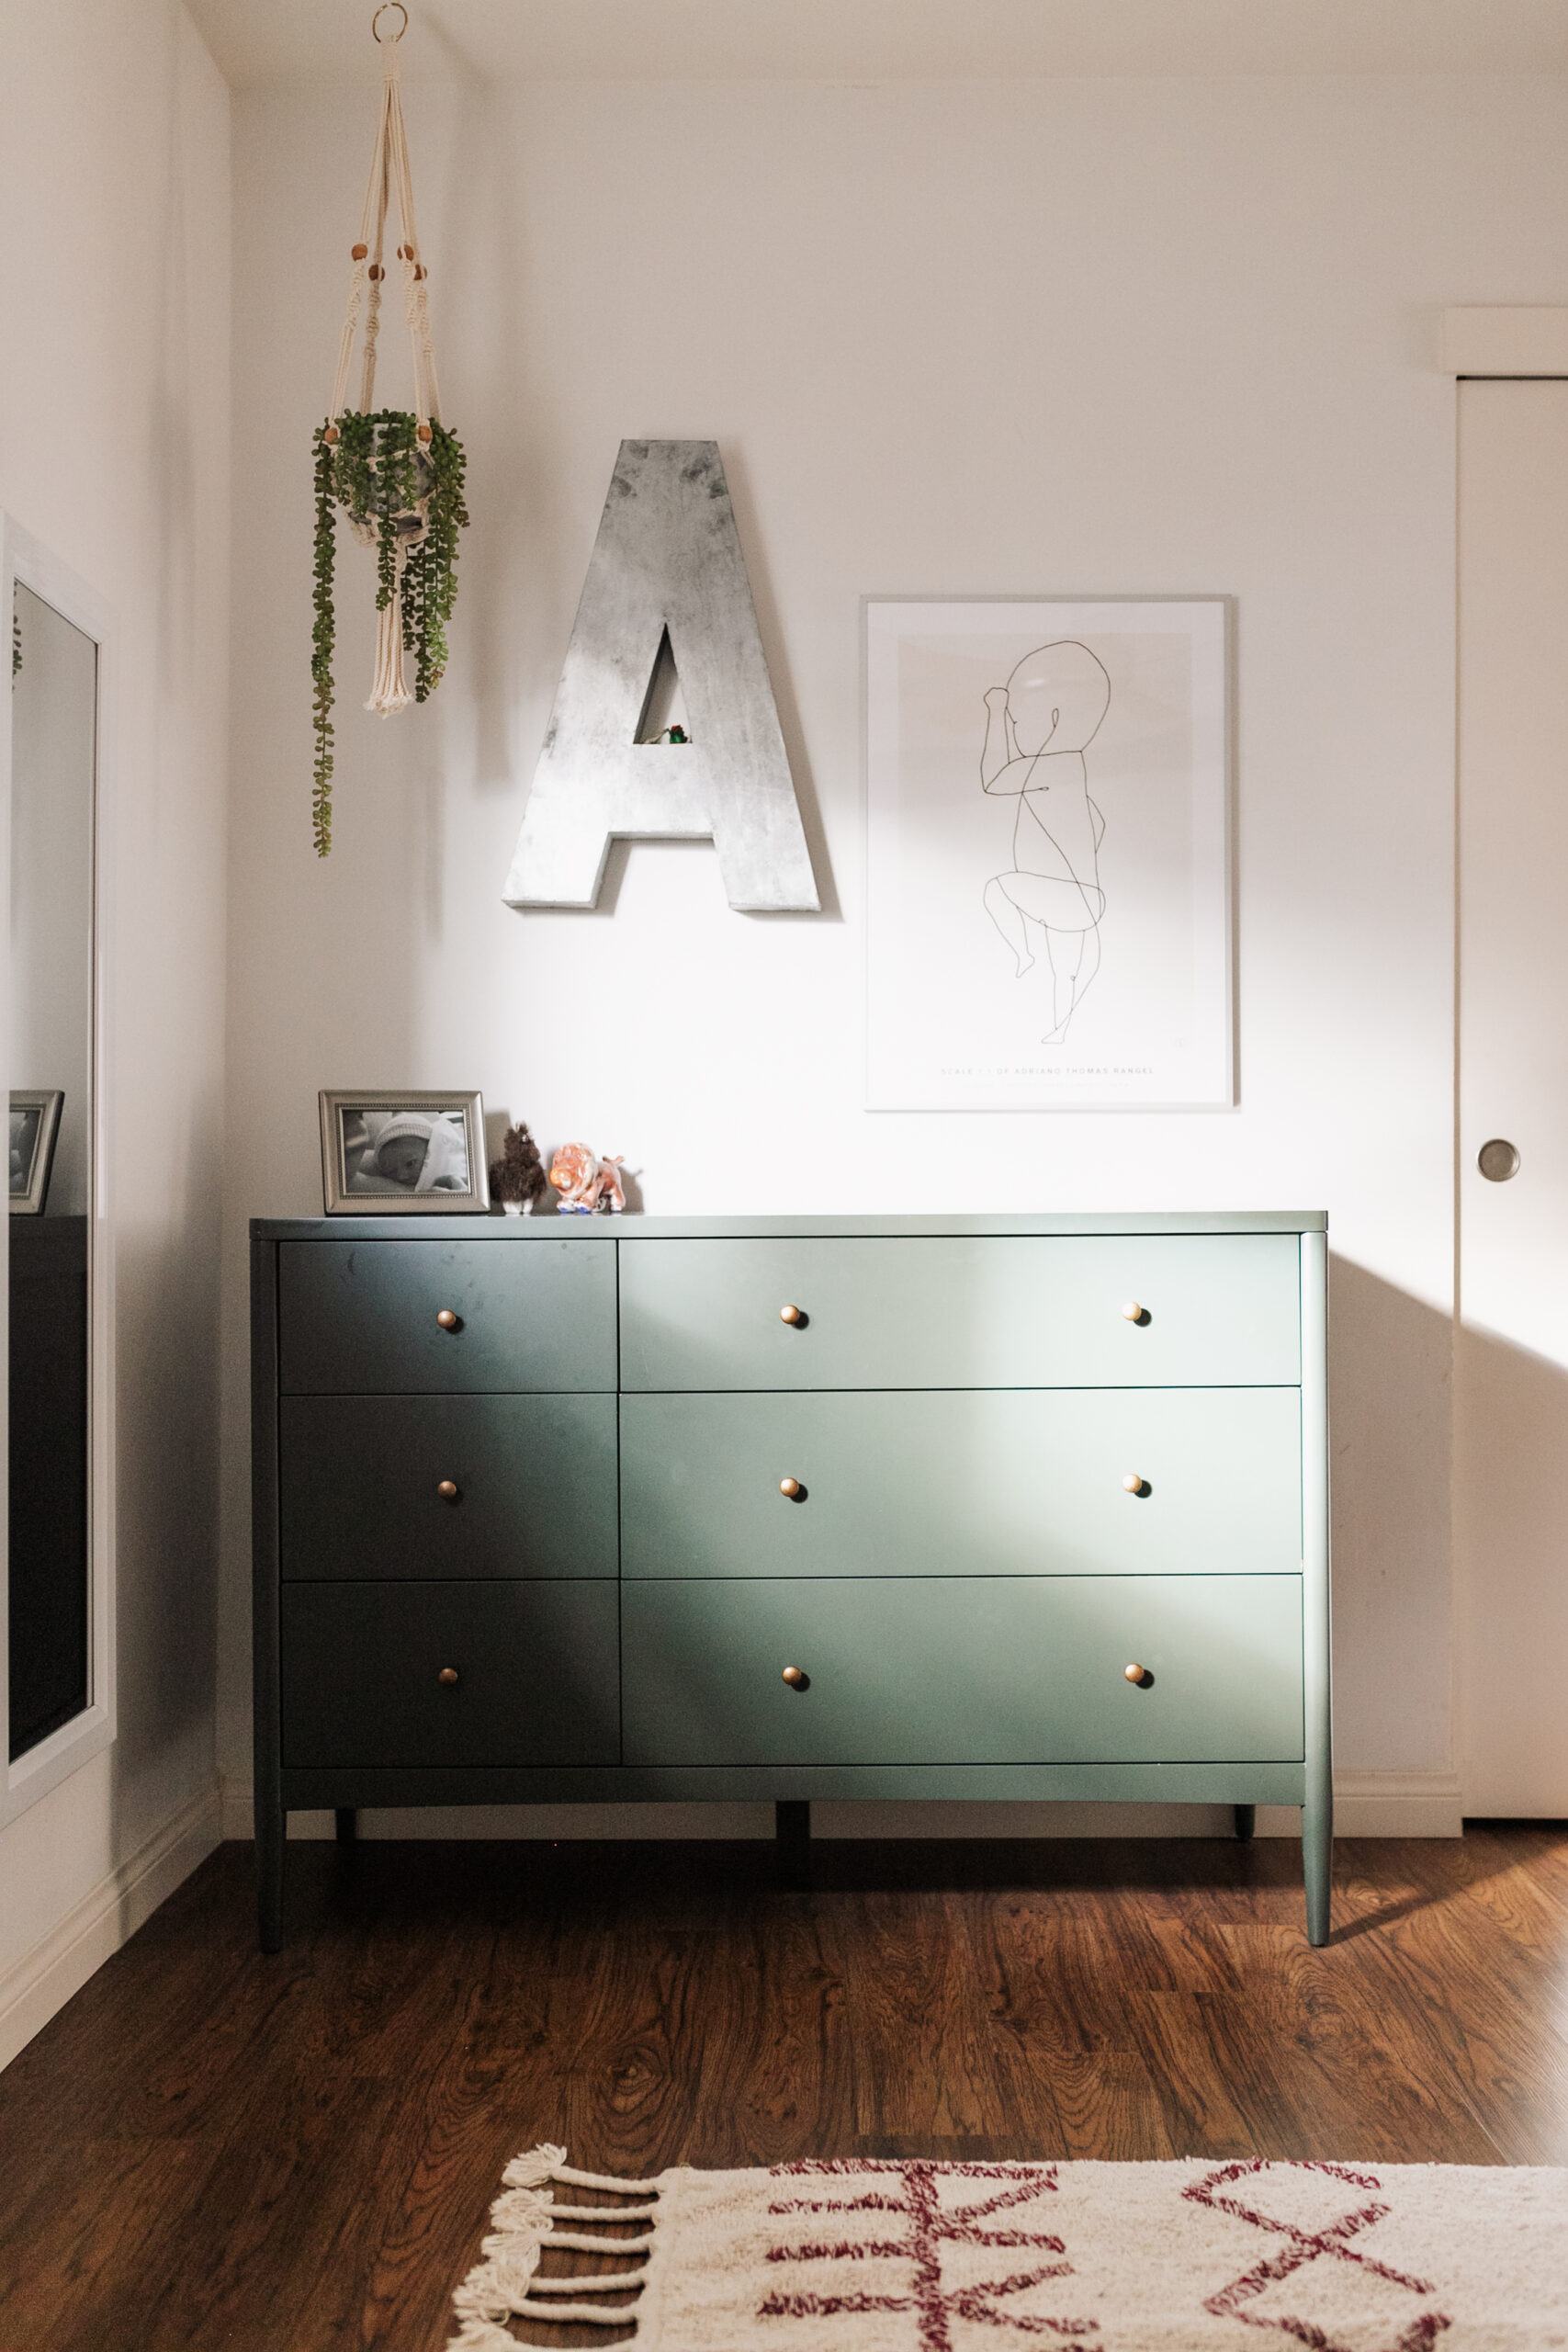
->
[686, 1894, 854, 2168]
[970, 1891, 1182, 2161]
[0, 2137, 215, 2349]
[840, 1889, 1008, 2144]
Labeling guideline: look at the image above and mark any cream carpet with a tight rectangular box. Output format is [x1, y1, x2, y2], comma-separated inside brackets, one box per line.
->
[449, 2143, 1568, 2350]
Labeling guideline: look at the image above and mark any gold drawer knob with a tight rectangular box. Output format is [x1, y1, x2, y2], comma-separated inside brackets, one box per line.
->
[437, 1479, 459, 1501]
[780, 1303, 803, 1325]
[782, 1665, 807, 1687]
[437, 1666, 460, 1688]
[1124, 1662, 1146, 1684]
[779, 1476, 802, 1498]
[1122, 1300, 1145, 1323]
[1122, 1473, 1147, 1496]
[436, 1308, 460, 1331]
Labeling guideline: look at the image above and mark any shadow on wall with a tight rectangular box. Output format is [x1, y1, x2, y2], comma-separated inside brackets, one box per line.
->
[1453, 1318, 1568, 1815]
[1325, 1253, 1451, 1781]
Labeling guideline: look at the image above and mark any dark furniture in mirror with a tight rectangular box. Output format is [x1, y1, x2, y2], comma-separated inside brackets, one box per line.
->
[8, 580, 96, 1762]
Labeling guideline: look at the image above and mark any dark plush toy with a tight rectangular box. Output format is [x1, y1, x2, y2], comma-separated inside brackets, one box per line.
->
[489, 1120, 548, 1210]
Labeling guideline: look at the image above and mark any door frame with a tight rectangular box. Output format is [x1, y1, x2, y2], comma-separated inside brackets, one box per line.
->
[1443, 313, 1568, 1815]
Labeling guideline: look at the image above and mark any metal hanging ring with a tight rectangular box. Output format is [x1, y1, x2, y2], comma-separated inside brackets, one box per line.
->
[372, 3, 408, 42]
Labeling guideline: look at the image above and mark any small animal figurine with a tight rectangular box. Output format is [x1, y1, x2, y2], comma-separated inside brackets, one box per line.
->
[488, 1120, 548, 1213]
[548, 1144, 626, 1215]
[547, 1143, 597, 1211]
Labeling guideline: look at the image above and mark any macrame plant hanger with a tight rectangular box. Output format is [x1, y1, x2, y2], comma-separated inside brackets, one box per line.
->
[310, 0, 468, 855]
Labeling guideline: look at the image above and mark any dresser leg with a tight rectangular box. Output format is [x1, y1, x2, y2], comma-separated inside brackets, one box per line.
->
[1303, 1795, 1332, 1947]
[334, 1807, 357, 1843]
[774, 1799, 810, 1887]
[257, 1802, 286, 1954]
[1234, 1804, 1256, 1842]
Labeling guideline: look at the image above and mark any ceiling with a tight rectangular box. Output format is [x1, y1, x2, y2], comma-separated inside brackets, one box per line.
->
[186, 0, 1568, 90]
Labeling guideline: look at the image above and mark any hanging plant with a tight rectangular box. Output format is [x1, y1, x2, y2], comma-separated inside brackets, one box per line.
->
[310, 3, 469, 856]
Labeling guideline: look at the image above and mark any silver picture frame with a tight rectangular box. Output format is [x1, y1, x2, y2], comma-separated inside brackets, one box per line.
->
[318, 1091, 490, 1216]
[9, 1090, 64, 1216]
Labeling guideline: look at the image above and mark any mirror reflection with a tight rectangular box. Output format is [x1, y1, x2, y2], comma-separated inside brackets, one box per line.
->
[9, 581, 95, 1759]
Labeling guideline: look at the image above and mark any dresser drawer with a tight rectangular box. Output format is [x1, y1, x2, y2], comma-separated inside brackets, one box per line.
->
[618, 1235, 1300, 1391]
[280, 1395, 618, 1581]
[621, 1387, 1301, 1580]
[278, 1238, 615, 1394]
[280, 1580, 619, 1767]
[622, 1575, 1303, 1766]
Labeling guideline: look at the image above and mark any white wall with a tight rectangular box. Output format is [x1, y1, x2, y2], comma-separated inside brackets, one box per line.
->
[221, 68, 1568, 1838]
[0, 0, 230, 2056]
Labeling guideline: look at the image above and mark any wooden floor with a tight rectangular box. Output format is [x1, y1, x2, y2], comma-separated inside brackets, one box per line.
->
[0, 1827, 1566, 2350]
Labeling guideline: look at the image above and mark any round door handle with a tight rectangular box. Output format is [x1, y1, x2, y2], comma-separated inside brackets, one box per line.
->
[1122, 1473, 1147, 1496]
[780, 1303, 804, 1325]
[1122, 1300, 1145, 1323]
[1124, 1662, 1146, 1685]
[435, 1308, 460, 1330]
[1477, 1138, 1520, 1183]
[437, 1666, 460, 1688]
[437, 1480, 459, 1501]
[779, 1477, 802, 1498]
[782, 1665, 807, 1687]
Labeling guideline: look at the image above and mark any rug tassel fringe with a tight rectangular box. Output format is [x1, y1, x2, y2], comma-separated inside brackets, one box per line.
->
[448, 2143, 662, 2350]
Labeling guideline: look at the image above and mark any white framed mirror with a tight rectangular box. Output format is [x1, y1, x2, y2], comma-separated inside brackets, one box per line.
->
[0, 516, 116, 1825]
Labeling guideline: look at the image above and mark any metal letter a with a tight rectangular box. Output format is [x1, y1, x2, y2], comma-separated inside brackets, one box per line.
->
[502, 440, 819, 910]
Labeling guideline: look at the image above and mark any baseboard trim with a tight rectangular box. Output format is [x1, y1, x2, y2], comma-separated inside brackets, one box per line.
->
[0, 1777, 223, 2073]
[220, 1770, 1465, 1844]
[1321, 1771, 1464, 1839]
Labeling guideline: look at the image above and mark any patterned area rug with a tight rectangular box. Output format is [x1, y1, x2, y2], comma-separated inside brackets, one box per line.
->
[449, 2144, 1568, 2350]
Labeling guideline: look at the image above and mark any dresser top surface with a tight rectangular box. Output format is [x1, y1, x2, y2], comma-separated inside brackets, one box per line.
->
[254, 1210, 1326, 1242]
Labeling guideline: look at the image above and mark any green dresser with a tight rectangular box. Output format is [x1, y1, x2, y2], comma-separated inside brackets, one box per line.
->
[253, 1214, 1331, 1948]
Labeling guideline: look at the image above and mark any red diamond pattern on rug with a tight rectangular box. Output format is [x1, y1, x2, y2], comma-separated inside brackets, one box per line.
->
[1184, 2159, 1451, 2349]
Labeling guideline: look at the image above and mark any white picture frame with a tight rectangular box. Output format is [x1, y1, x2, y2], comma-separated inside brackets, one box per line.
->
[865, 597, 1234, 1111]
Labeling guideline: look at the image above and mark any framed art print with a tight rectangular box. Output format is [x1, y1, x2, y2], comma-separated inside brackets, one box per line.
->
[319, 1091, 490, 1214]
[865, 598, 1233, 1110]
[8, 1090, 63, 1215]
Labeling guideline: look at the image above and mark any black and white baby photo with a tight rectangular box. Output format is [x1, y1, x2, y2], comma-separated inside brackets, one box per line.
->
[340, 1107, 470, 1195]
[9, 1104, 41, 1196]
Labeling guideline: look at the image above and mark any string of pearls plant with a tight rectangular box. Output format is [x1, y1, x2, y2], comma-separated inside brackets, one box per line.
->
[310, 3, 468, 856]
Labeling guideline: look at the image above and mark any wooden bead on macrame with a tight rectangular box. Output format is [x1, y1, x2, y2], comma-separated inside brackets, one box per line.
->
[417, 423, 433, 442]
[322, 425, 340, 444]
[368, 263, 384, 280]
[352, 243, 368, 259]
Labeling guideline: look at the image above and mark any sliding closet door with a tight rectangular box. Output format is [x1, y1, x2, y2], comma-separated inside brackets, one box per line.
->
[1456, 379, 1568, 1815]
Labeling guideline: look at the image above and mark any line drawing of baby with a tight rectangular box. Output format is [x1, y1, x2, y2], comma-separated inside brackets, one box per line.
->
[344, 1110, 469, 1194]
[980, 639, 1111, 1042]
